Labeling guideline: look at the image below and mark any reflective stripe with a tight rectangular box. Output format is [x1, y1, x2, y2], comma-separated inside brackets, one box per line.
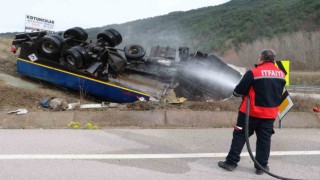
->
[234, 125, 243, 132]
[233, 91, 242, 97]
[254, 76, 286, 80]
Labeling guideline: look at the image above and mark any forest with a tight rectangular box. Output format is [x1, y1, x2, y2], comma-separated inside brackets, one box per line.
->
[84, 0, 320, 53]
[1, 0, 320, 70]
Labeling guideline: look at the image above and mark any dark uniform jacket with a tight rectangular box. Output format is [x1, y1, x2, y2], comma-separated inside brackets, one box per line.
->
[233, 62, 286, 119]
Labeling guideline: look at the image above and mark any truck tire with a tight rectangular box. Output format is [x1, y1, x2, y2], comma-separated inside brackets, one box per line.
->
[97, 31, 118, 47]
[124, 44, 146, 61]
[50, 34, 66, 45]
[39, 35, 63, 55]
[62, 48, 84, 69]
[72, 46, 91, 67]
[106, 29, 122, 44]
[63, 27, 88, 42]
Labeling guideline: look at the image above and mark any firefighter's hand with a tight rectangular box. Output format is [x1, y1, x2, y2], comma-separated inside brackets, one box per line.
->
[222, 94, 234, 101]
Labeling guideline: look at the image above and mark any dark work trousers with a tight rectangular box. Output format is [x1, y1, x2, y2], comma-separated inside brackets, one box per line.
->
[226, 112, 275, 167]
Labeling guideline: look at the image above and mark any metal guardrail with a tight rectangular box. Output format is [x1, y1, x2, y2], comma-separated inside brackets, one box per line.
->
[287, 85, 320, 91]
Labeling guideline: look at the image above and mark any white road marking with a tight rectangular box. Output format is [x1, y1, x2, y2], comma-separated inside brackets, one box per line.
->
[0, 151, 319, 160]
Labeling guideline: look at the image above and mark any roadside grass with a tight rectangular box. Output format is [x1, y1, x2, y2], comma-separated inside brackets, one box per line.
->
[0, 37, 15, 60]
[186, 98, 241, 111]
[0, 37, 18, 74]
[289, 71, 320, 112]
[291, 96, 320, 112]
[291, 71, 320, 86]
[186, 95, 319, 113]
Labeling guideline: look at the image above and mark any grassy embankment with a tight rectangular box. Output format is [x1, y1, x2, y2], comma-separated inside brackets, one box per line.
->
[0, 37, 17, 75]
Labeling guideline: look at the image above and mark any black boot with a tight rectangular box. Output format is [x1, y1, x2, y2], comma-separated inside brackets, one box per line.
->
[218, 161, 237, 171]
[255, 165, 269, 175]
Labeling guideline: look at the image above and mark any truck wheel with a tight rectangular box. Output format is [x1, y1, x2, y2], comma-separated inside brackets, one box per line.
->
[63, 27, 88, 42]
[106, 29, 122, 44]
[62, 48, 84, 69]
[97, 31, 118, 47]
[50, 34, 66, 45]
[72, 46, 91, 67]
[39, 35, 63, 55]
[124, 44, 146, 60]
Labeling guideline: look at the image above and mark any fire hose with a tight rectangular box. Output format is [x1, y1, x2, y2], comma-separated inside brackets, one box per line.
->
[245, 96, 301, 180]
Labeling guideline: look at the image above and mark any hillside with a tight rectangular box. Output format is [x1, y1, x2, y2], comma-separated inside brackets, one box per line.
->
[85, 0, 320, 53]
[1, 0, 320, 53]
[1, 0, 320, 69]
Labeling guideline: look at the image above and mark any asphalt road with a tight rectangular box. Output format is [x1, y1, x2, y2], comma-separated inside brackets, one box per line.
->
[0, 128, 319, 180]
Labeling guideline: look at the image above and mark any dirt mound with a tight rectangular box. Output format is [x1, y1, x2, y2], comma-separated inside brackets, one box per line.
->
[0, 76, 242, 112]
[0, 83, 43, 110]
[0, 80, 92, 111]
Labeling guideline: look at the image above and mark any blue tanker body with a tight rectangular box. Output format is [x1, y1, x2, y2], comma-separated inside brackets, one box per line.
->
[16, 58, 152, 103]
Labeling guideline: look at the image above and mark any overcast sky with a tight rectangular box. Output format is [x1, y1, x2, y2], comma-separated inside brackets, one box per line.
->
[0, 0, 229, 33]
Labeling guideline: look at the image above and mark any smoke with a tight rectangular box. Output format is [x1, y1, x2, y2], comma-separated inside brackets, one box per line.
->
[116, 21, 192, 55]
[127, 31, 187, 55]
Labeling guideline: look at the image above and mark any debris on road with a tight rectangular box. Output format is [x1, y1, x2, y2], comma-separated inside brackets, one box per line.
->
[80, 102, 118, 109]
[41, 97, 68, 111]
[7, 108, 28, 115]
[165, 89, 187, 104]
[67, 101, 81, 110]
[313, 106, 320, 112]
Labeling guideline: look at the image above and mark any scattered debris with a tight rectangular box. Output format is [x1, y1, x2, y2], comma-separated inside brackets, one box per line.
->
[41, 96, 121, 110]
[7, 109, 28, 115]
[168, 97, 187, 104]
[67, 101, 81, 110]
[108, 103, 119, 108]
[80, 102, 118, 109]
[313, 106, 320, 112]
[138, 97, 146, 102]
[40, 98, 50, 108]
[41, 97, 68, 111]
[127, 101, 156, 110]
[49, 98, 68, 110]
[165, 89, 187, 104]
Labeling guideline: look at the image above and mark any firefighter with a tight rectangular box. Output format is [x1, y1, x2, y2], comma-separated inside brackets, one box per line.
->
[218, 49, 286, 175]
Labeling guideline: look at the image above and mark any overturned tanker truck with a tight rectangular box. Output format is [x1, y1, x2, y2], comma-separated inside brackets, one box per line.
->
[11, 27, 242, 103]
